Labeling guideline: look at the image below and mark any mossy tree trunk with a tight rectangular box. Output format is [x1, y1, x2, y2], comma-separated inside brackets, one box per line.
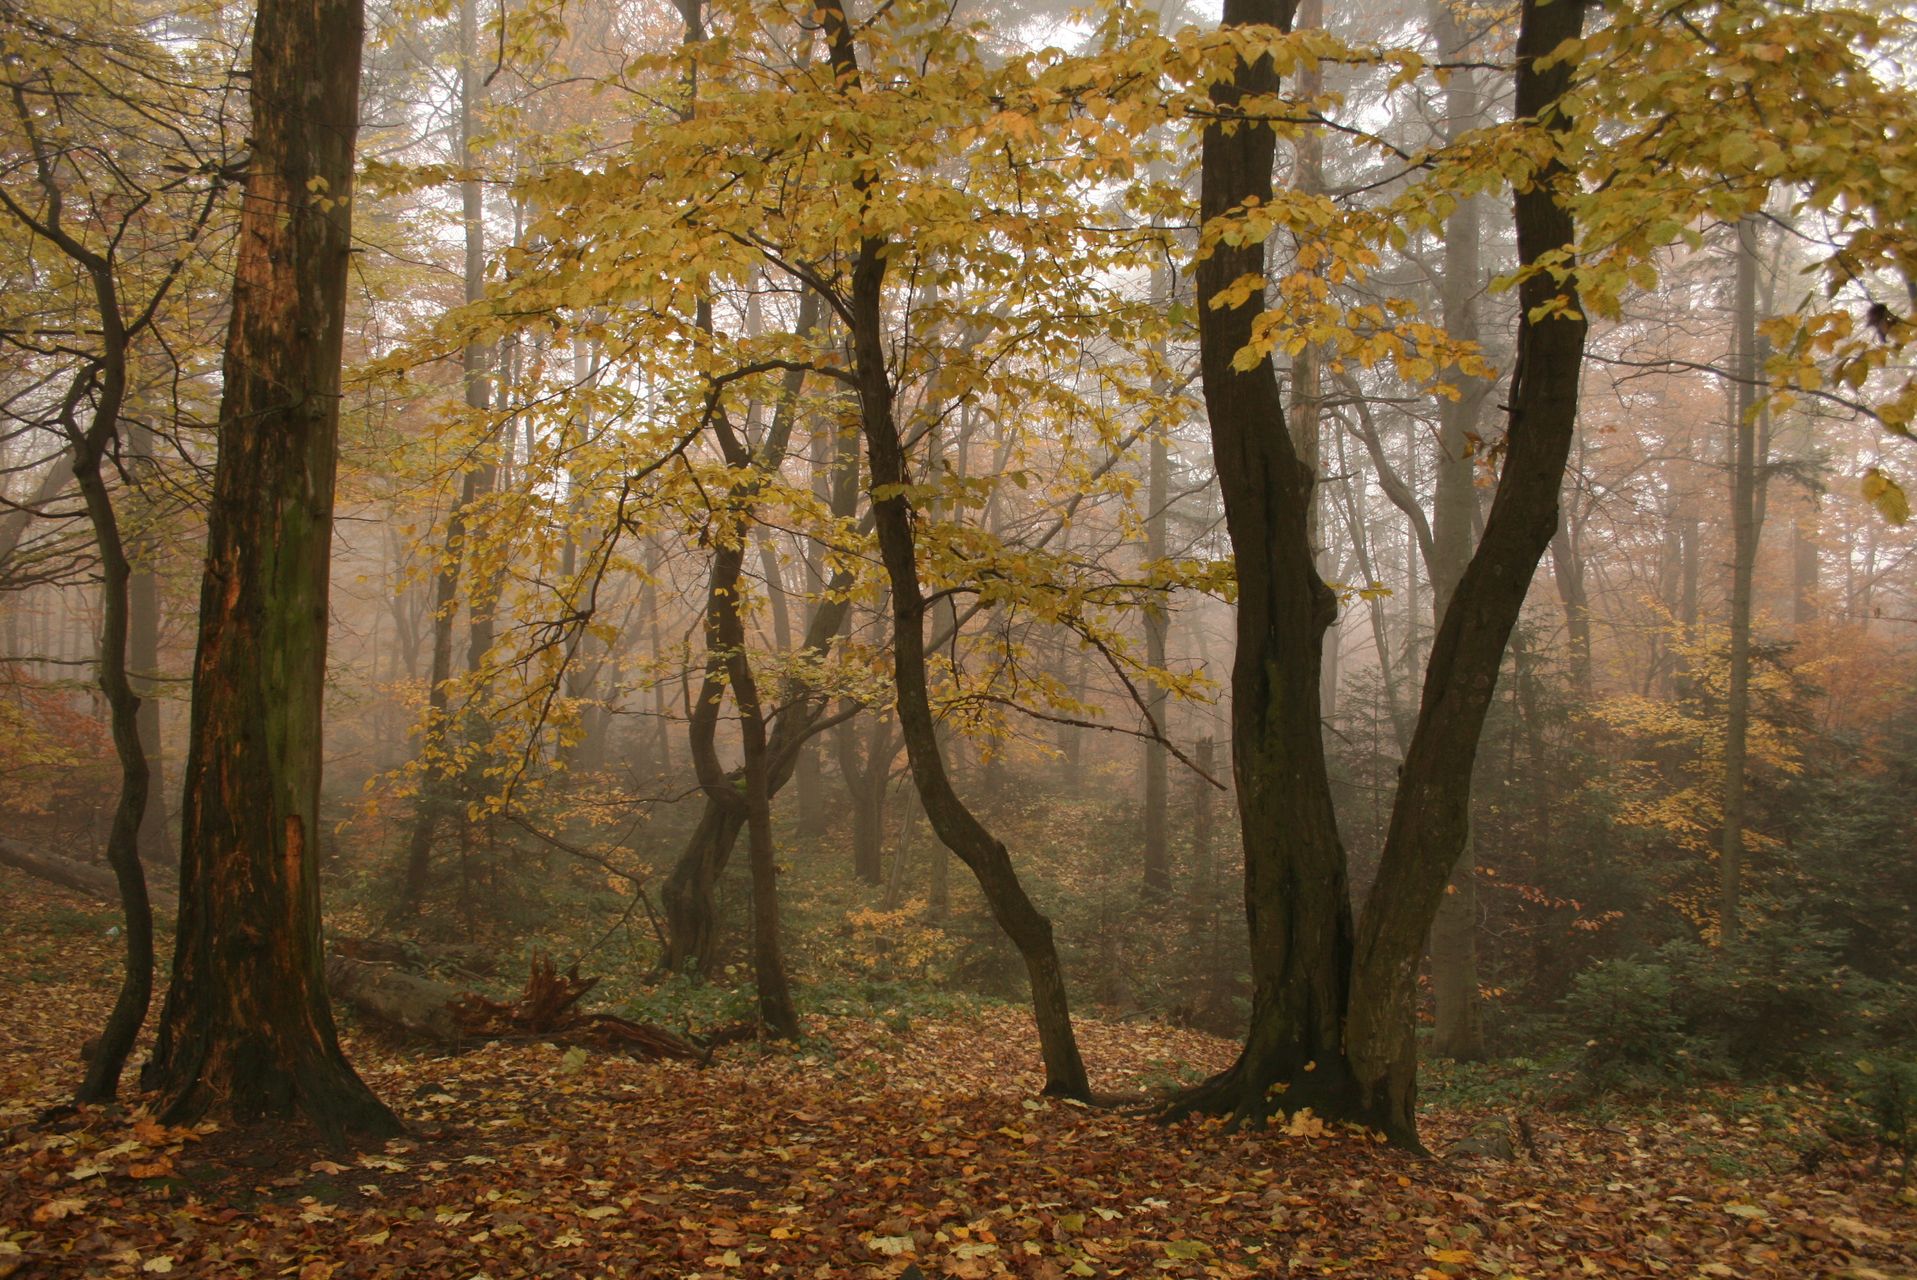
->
[147, 0, 398, 1141]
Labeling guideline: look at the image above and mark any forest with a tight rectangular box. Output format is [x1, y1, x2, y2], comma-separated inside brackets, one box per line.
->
[1, 0, 1914, 1273]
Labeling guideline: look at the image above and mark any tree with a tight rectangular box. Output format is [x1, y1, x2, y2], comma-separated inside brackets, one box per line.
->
[0, 0, 230, 1101]
[1720, 214, 1767, 942]
[817, 0, 1090, 1098]
[146, 0, 399, 1139]
[1169, 0, 1590, 1145]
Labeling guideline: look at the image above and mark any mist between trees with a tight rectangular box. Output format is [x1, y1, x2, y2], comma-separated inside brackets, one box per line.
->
[1, 0, 1913, 1172]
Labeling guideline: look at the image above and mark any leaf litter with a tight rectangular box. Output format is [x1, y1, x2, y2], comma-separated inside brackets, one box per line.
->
[2, 869, 1913, 1279]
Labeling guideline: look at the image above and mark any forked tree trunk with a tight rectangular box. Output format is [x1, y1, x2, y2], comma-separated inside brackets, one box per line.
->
[146, 0, 397, 1140]
[1170, 0, 1587, 1147]
[818, 0, 1089, 1102]
[656, 585, 854, 977]
[681, 283, 815, 1037]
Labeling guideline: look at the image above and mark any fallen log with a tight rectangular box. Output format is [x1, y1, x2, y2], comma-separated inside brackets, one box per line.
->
[325, 951, 464, 1045]
[2, 837, 700, 1061]
[0, 836, 178, 914]
[450, 953, 703, 1061]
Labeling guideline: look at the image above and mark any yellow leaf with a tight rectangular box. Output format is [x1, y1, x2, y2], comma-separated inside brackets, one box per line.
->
[1861, 468, 1910, 524]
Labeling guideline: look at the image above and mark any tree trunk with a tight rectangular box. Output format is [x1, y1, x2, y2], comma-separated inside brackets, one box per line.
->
[657, 801, 746, 976]
[818, 0, 1089, 1101]
[69, 389, 155, 1106]
[657, 548, 854, 978]
[1141, 268, 1172, 900]
[400, 0, 494, 917]
[146, 0, 397, 1140]
[1720, 214, 1763, 943]
[1791, 507, 1819, 627]
[127, 422, 170, 871]
[1172, 0, 1588, 1148]
[846, 728, 890, 885]
[1342, 0, 1588, 1141]
[1427, 1, 1491, 1063]
[1165, 0, 1360, 1131]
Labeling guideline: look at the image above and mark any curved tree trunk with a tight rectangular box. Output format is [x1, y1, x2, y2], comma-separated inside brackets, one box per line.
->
[814, 0, 1089, 1101]
[146, 0, 397, 1141]
[1343, 0, 1588, 1141]
[70, 405, 155, 1105]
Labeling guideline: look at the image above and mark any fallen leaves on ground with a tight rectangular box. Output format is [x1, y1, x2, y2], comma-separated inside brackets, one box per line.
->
[2, 868, 1913, 1279]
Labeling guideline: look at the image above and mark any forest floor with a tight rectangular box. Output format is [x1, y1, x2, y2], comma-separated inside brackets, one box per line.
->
[2, 867, 1913, 1280]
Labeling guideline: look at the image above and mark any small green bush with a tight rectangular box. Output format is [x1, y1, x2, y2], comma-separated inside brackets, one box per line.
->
[1840, 1056, 1917, 1175]
[1561, 956, 1723, 1092]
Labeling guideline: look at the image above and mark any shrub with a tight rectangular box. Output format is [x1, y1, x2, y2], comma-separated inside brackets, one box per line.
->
[1842, 1056, 1917, 1175]
[1561, 956, 1722, 1092]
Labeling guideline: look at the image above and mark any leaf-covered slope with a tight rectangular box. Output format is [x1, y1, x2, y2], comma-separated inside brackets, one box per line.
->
[1, 866, 1912, 1279]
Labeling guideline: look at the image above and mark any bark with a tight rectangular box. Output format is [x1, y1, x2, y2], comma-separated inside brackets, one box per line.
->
[1427, 2, 1492, 1063]
[675, 278, 813, 1044]
[0, 837, 175, 913]
[324, 954, 464, 1044]
[1343, 0, 1588, 1140]
[1720, 214, 1763, 943]
[0, 452, 74, 576]
[656, 576, 860, 977]
[819, 0, 1089, 1101]
[1141, 267, 1172, 900]
[400, 0, 495, 916]
[1792, 507, 1819, 627]
[128, 422, 169, 871]
[1166, 0, 1360, 1131]
[0, 79, 174, 1106]
[1550, 520, 1593, 693]
[68, 379, 154, 1106]
[839, 716, 894, 886]
[146, 0, 397, 1140]
[1171, 0, 1587, 1147]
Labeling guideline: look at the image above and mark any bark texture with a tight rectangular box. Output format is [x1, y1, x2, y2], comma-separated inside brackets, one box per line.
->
[1170, 0, 1588, 1146]
[146, 0, 397, 1140]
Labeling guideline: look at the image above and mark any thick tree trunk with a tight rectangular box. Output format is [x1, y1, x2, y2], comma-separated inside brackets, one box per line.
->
[146, 0, 396, 1140]
[1165, 0, 1362, 1131]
